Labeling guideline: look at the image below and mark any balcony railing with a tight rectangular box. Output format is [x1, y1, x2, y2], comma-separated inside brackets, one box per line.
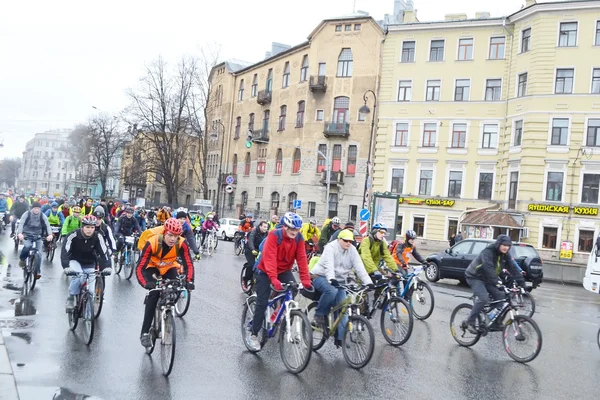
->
[320, 170, 344, 186]
[257, 90, 272, 105]
[309, 75, 327, 92]
[323, 121, 350, 138]
[251, 129, 270, 143]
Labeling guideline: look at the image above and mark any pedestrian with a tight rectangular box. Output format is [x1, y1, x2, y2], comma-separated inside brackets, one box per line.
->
[449, 233, 456, 247]
[455, 231, 464, 243]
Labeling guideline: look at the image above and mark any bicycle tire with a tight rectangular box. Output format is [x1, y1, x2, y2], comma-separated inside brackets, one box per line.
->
[68, 298, 79, 331]
[125, 251, 136, 280]
[93, 278, 104, 319]
[241, 296, 267, 352]
[380, 297, 413, 346]
[49, 243, 56, 262]
[342, 315, 375, 369]
[146, 326, 157, 355]
[175, 289, 191, 317]
[235, 242, 243, 256]
[22, 267, 30, 296]
[14, 238, 18, 252]
[279, 309, 313, 374]
[305, 302, 327, 351]
[29, 255, 38, 292]
[213, 235, 219, 250]
[513, 292, 536, 317]
[597, 327, 600, 350]
[114, 253, 123, 275]
[450, 303, 482, 347]
[240, 265, 254, 295]
[82, 293, 95, 345]
[503, 314, 542, 363]
[408, 281, 435, 320]
[161, 310, 176, 376]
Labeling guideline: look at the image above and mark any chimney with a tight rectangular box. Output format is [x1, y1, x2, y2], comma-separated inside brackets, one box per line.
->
[444, 13, 468, 21]
[403, 9, 418, 23]
[475, 11, 490, 19]
[525, 0, 537, 7]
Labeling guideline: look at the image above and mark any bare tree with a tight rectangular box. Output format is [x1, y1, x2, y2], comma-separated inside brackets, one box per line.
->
[0, 158, 21, 189]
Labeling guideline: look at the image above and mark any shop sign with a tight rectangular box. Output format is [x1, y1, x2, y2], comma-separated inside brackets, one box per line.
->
[528, 204, 599, 215]
[559, 240, 573, 261]
[573, 207, 599, 216]
[399, 197, 455, 207]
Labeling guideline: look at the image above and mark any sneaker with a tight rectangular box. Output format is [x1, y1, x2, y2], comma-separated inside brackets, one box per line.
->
[312, 314, 326, 328]
[247, 333, 261, 352]
[65, 295, 75, 313]
[18, 260, 25, 268]
[463, 320, 478, 335]
[140, 333, 152, 348]
[35, 274, 41, 280]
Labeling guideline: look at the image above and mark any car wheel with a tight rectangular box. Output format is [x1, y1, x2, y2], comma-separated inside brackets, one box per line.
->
[221, 232, 227, 241]
[425, 262, 440, 282]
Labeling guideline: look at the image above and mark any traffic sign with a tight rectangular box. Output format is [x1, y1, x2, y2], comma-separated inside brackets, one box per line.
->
[225, 185, 234, 194]
[359, 208, 370, 221]
[359, 221, 368, 236]
[225, 175, 234, 185]
[293, 199, 302, 209]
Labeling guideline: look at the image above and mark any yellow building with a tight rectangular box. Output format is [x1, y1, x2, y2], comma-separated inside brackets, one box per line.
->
[374, 0, 600, 263]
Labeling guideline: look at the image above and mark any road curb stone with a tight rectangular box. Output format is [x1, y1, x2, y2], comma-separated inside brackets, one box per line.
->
[0, 263, 20, 400]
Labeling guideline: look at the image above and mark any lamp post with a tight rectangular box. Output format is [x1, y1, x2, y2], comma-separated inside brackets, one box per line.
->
[359, 89, 377, 212]
[211, 121, 226, 218]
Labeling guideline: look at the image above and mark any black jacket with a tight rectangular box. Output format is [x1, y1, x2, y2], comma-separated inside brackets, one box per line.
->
[61, 229, 110, 270]
[10, 201, 29, 219]
[115, 215, 140, 236]
[465, 237, 524, 285]
[246, 228, 268, 251]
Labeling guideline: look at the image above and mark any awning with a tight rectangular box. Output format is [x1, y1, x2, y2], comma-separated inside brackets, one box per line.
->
[461, 211, 523, 229]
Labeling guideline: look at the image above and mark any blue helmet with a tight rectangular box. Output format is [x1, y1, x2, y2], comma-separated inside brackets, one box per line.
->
[51, 202, 59, 208]
[281, 212, 303, 229]
[246, 213, 253, 218]
[372, 223, 388, 232]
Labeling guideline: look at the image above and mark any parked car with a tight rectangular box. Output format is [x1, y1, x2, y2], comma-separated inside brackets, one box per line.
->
[424, 239, 543, 289]
[218, 218, 240, 241]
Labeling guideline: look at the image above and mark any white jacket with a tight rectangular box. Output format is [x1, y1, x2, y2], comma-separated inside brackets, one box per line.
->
[311, 240, 373, 285]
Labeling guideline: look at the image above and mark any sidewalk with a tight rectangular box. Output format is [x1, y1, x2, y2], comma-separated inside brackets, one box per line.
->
[0, 263, 20, 400]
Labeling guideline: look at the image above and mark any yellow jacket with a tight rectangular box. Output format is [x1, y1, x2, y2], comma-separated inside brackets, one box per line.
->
[300, 223, 320, 242]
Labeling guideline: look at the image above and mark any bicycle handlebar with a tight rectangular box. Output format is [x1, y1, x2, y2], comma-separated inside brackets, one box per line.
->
[270, 281, 304, 292]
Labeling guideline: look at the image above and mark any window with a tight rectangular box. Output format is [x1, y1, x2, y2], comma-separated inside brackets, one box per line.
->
[282, 62, 290, 88]
[296, 101, 305, 127]
[278, 106, 286, 131]
[413, 217, 425, 237]
[587, 119, 600, 147]
[238, 79, 244, 101]
[555, 69, 574, 94]
[458, 38, 473, 60]
[451, 123, 466, 148]
[337, 48, 353, 77]
[308, 202, 316, 218]
[292, 148, 301, 173]
[232, 154, 238, 175]
[394, 123, 409, 147]
[244, 153, 251, 176]
[266, 69, 273, 92]
[485, 79, 501, 101]
[579, 230, 595, 252]
[542, 227, 558, 249]
[354, 24, 361, 30]
[430, 40, 444, 61]
[317, 144, 327, 172]
[419, 170, 433, 195]
[426, 80, 441, 101]
[509, 171, 519, 209]
[271, 192, 280, 209]
[318, 62, 326, 76]
[248, 113, 255, 131]
[273, 149, 282, 175]
[391, 169, 404, 193]
[478, 173, 493, 200]
[521, 28, 531, 53]
[286, 192, 298, 211]
[256, 157, 266, 175]
[256, 187, 264, 198]
[518, 73, 528, 97]
[559, 22, 577, 47]
[335, 24, 342, 32]
[263, 110, 270, 132]
[582, 174, 600, 204]
[592, 69, 600, 94]
[316, 110, 324, 121]
[241, 191, 248, 207]
[345, 24, 352, 31]
[332, 145, 342, 172]
[514, 120, 523, 146]
[596, 21, 600, 46]
[333, 96, 350, 124]
[235, 117, 241, 139]
[401, 41, 415, 63]
[397, 80, 412, 101]
[551, 118, 569, 145]
[482, 124, 498, 149]
[489, 37, 505, 59]
[300, 55, 308, 82]
[448, 171, 463, 198]
[327, 193, 338, 218]
[454, 79, 470, 101]
[545, 172, 564, 201]
[251, 74, 258, 97]
[347, 145, 357, 175]
[422, 123, 437, 147]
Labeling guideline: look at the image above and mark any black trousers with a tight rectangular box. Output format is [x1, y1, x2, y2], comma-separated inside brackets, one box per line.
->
[141, 268, 179, 335]
[251, 270, 295, 335]
[466, 278, 504, 323]
[243, 252, 256, 281]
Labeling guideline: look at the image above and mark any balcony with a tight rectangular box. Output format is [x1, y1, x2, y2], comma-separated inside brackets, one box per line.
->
[220, 173, 237, 185]
[309, 76, 327, 92]
[251, 129, 270, 143]
[257, 90, 272, 105]
[320, 170, 344, 186]
[323, 121, 350, 138]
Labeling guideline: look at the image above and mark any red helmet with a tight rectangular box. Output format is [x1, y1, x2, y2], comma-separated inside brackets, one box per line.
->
[163, 218, 183, 235]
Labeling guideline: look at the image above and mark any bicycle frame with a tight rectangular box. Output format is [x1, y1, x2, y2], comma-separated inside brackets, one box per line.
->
[324, 286, 368, 337]
[478, 288, 518, 327]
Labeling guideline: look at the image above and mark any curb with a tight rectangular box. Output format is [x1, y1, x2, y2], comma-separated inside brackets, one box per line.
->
[0, 263, 20, 400]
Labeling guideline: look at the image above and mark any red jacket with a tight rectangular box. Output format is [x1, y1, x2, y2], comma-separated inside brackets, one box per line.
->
[257, 230, 310, 284]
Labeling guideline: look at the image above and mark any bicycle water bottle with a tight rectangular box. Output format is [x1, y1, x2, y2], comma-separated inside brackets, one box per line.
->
[487, 309, 498, 321]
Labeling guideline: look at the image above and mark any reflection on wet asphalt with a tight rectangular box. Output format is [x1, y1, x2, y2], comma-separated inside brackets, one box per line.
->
[1, 236, 600, 399]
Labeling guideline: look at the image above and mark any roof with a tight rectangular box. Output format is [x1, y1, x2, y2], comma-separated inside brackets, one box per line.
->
[225, 59, 253, 73]
[509, 0, 600, 19]
[233, 41, 310, 75]
[461, 211, 522, 228]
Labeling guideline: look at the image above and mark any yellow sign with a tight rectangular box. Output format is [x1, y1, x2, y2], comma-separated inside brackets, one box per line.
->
[560, 241, 573, 260]
[399, 197, 455, 207]
[527, 204, 569, 213]
[573, 207, 599, 216]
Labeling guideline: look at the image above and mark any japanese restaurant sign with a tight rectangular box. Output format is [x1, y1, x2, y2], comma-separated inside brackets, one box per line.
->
[399, 197, 455, 207]
[528, 204, 598, 215]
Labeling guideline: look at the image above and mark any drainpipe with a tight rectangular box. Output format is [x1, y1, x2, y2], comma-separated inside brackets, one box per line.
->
[457, 202, 501, 233]
[498, 17, 514, 203]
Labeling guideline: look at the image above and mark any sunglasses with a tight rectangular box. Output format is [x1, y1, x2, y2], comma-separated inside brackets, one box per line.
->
[341, 239, 353, 243]
[378, 230, 387, 234]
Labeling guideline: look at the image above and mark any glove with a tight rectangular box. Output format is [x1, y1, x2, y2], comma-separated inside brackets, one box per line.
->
[194, 253, 201, 261]
[271, 279, 283, 291]
[371, 271, 382, 280]
[144, 282, 156, 290]
[101, 267, 112, 276]
[63, 267, 74, 276]
[330, 279, 340, 287]
[186, 281, 195, 290]
[301, 280, 313, 290]
[252, 250, 258, 256]
[366, 283, 375, 290]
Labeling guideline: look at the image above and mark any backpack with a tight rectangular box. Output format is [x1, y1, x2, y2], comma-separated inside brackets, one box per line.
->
[390, 239, 402, 265]
[137, 225, 164, 251]
[23, 211, 48, 236]
[253, 228, 302, 271]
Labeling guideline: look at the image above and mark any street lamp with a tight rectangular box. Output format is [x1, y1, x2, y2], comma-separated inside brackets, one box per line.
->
[211, 120, 226, 217]
[360, 89, 377, 211]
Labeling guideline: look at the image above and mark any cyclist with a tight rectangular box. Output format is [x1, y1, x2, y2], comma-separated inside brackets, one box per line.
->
[9, 195, 30, 237]
[329, 221, 355, 242]
[114, 206, 141, 262]
[310, 229, 373, 345]
[300, 218, 320, 243]
[17, 202, 53, 280]
[136, 218, 195, 347]
[61, 215, 112, 312]
[200, 213, 219, 249]
[247, 212, 312, 352]
[463, 234, 525, 333]
[242, 220, 268, 290]
[0, 194, 8, 225]
[157, 206, 170, 225]
[267, 214, 278, 231]
[358, 223, 397, 277]
[134, 209, 147, 231]
[189, 211, 202, 230]
[61, 206, 82, 237]
[175, 211, 201, 260]
[318, 216, 341, 251]
[393, 230, 427, 276]
[93, 206, 117, 254]
[45, 202, 65, 227]
[81, 198, 95, 215]
[235, 213, 253, 248]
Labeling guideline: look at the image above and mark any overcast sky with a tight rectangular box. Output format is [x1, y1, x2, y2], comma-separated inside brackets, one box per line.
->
[0, 0, 531, 159]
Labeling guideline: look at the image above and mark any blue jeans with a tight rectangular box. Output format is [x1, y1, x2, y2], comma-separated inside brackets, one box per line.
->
[20, 238, 42, 275]
[312, 276, 347, 340]
[68, 260, 96, 297]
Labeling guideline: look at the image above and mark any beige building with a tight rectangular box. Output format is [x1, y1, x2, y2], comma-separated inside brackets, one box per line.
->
[374, 0, 600, 263]
[207, 15, 385, 222]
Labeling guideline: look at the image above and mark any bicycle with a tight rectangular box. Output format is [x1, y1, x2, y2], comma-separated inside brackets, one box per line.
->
[306, 283, 376, 369]
[240, 263, 255, 295]
[502, 275, 536, 317]
[116, 234, 138, 280]
[234, 233, 246, 256]
[92, 264, 106, 319]
[0, 212, 5, 234]
[12, 219, 20, 252]
[45, 226, 61, 262]
[241, 282, 313, 374]
[22, 236, 41, 295]
[449, 284, 543, 363]
[193, 226, 202, 250]
[65, 271, 105, 345]
[174, 274, 192, 318]
[397, 265, 435, 320]
[143, 276, 186, 376]
[201, 229, 218, 256]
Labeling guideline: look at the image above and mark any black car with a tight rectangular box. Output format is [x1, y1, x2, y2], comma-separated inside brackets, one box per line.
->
[424, 239, 543, 289]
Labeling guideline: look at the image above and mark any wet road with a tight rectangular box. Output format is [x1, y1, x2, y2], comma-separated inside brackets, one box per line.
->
[1, 234, 600, 400]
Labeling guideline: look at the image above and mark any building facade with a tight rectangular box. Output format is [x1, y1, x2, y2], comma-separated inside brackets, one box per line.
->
[208, 15, 385, 222]
[373, 0, 600, 263]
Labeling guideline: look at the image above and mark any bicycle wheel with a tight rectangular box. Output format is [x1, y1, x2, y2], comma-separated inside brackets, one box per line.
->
[207, 237, 214, 256]
[160, 310, 176, 376]
[22, 267, 30, 296]
[49, 241, 56, 262]
[124, 251, 136, 280]
[503, 315, 542, 363]
[235, 242, 243, 256]
[380, 297, 413, 346]
[175, 289, 191, 317]
[241, 296, 267, 352]
[240, 265, 254, 295]
[146, 310, 159, 355]
[28, 256, 38, 292]
[82, 293, 95, 345]
[68, 297, 80, 331]
[279, 309, 313, 374]
[342, 315, 375, 369]
[449, 303, 482, 347]
[93, 278, 104, 319]
[305, 302, 327, 351]
[408, 281, 435, 320]
[114, 252, 123, 275]
[513, 292, 536, 317]
[213, 235, 219, 250]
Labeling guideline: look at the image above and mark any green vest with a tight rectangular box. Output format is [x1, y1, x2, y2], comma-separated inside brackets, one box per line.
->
[47, 211, 61, 226]
[61, 216, 82, 236]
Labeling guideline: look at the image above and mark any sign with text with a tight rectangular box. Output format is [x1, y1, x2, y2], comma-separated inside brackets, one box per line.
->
[559, 240, 573, 261]
[373, 194, 399, 239]
[399, 197, 455, 207]
[528, 204, 598, 215]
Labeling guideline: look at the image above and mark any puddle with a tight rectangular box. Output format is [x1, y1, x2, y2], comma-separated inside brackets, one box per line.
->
[10, 331, 32, 344]
[13, 296, 37, 316]
[3, 282, 21, 291]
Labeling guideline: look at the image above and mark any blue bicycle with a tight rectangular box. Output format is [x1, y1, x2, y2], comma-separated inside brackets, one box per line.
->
[241, 282, 313, 374]
[397, 265, 435, 320]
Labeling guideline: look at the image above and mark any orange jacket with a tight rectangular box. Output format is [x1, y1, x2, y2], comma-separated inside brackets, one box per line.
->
[135, 234, 194, 286]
